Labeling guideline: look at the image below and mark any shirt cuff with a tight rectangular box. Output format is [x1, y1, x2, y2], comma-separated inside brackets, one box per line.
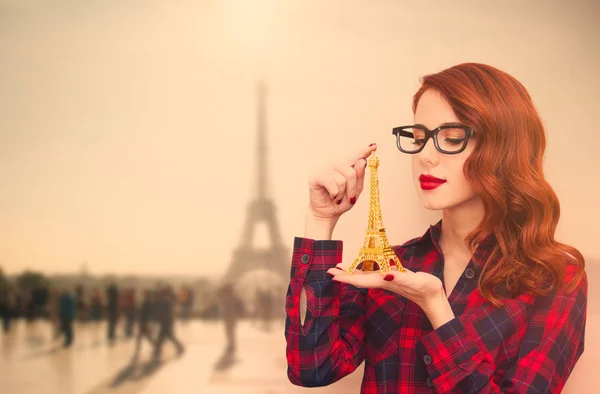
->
[291, 236, 343, 281]
[416, 316, 493, 383]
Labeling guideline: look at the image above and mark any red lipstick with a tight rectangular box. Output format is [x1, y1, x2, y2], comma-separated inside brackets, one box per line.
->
[419, 174, 446, 190]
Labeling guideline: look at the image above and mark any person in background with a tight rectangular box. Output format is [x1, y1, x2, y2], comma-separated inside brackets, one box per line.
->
[120, 287, 137, 338]
[75, 284, 87, 322]
[217, 283, 244, 355]
[48, 288, 61, 339]
[208, 282, 245, 371]
[1, 286, 17, 333]
[132, 289, 156, 360]
[105, 283, 120, 344]
[59, 289, 76, 347]
[152, 285, 185, 359]
[89, 288, 103, 322]
[178, 285, 194, 323]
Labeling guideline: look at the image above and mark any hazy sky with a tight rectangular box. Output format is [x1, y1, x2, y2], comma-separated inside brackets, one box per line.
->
[0, 0, 598, 277]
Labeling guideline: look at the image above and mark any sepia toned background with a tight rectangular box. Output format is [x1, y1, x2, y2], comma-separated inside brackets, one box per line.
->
[0, 0, 598, 393]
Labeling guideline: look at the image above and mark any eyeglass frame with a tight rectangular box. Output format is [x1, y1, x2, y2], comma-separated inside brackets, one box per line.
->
[391, 123, 476, 155]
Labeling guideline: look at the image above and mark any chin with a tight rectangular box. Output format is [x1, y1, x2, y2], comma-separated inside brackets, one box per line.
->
[416, 189, 446, 211]
[418, 191, 457, 211]
[419, 193, 480, 212]
[421, 201, 449, 211]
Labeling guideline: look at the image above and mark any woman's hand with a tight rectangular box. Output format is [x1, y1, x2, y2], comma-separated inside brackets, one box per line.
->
[326, 264, 448, 317]
[304, 143, 377, 240]
[307, 143, 377, 221]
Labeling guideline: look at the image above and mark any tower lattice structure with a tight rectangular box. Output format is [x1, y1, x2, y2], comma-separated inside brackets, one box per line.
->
[346, 152, 406, 274]
[223, 81, 289, 291]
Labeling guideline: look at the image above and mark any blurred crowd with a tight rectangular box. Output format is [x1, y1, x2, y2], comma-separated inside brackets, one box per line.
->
[1, 276, 283, 368]
[0, 283, 195, 359]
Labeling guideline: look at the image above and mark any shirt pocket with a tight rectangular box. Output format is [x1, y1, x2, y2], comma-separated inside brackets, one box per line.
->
[364, 289, 407, 364]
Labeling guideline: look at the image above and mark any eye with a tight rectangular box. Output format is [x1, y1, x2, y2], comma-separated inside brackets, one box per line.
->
[444, 138, 466, 145]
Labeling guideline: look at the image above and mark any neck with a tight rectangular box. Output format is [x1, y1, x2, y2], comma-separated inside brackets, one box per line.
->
[439, 197, 485, 257]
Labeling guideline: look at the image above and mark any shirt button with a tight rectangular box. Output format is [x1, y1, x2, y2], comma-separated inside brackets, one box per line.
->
[423, 354, 432, 364]
[301, 254, 311, 264]
[465, 268, 475, 278]
[426, 377, 434, 388]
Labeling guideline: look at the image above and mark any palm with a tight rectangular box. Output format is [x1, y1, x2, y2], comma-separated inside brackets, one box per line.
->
[327, 265, 443, 306]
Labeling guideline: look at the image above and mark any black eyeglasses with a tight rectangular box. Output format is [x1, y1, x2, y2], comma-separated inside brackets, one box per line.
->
[391, 123, 476, 154]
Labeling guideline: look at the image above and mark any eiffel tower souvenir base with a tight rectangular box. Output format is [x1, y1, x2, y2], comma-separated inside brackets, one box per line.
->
[345, 151, 406, 275]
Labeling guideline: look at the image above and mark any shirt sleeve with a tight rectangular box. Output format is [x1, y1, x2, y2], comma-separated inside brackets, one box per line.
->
[416, 269, 587, 393]
[285, 236, 367, 387]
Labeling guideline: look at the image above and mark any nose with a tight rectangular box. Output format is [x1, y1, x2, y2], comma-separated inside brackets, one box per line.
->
[417, 138, 439, 167]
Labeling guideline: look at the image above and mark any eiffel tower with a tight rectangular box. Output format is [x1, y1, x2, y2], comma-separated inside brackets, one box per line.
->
[223, 81, 289, 300]
[346, 152, 406, 274]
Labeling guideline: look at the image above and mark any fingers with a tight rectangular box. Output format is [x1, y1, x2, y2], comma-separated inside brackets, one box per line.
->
[345, 143, 375, 200]
[319, 161, 363, 204]
[327, 267, 388, 289]
[332, 164, 357, 203]
[383, 272, 395, 281]
[354, 158, 368, 196]
[331, 143, 374, 203]
[327, 267, 344, 276]
[346, 143, 377, 166]
[315, 170, 347, 202]
[309, 142, 376, 206]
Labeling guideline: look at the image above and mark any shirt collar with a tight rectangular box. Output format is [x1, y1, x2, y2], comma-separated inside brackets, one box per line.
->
[424, 219, 497, 268]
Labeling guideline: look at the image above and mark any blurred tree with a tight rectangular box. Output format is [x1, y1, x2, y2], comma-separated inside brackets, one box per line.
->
[0, 266, 7, 292]
[16, 270, 49, 292]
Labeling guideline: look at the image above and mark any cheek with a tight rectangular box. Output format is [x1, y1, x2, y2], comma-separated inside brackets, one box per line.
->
[449, 149, 472, 180]
[444, 156, 467, 181]
[411, 156, 421, 177]
[450, 161, 475, 195]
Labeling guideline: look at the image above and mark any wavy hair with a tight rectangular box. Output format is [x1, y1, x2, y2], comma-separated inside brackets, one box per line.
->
[412, 63, 585, 305]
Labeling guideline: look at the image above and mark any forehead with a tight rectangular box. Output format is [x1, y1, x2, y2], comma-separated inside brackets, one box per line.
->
[414, 89, 460, 128]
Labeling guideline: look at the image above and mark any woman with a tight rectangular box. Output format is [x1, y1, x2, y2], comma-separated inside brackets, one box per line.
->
[284, 63, 587, 393]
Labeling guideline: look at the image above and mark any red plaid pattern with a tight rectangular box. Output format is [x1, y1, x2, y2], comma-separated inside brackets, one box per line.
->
[285, 221, 587, 393]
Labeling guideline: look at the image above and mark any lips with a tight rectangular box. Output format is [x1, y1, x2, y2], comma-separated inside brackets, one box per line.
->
[419, 174, 445, 183]
[419, 174, 446, 190]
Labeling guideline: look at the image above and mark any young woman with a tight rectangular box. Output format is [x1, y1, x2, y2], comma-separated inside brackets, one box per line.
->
[284, 63, 587, 393]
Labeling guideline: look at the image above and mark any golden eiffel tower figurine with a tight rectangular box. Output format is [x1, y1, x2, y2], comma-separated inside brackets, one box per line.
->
[346, 151, 406, 274]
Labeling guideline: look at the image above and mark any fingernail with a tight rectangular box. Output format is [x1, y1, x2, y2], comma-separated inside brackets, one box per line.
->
[326, 272, 334, 276]
[336, 199, 342, 205]
[350, 196, 356, 205]
[369, 143, 376, 146]
[383, 274, 394, 281]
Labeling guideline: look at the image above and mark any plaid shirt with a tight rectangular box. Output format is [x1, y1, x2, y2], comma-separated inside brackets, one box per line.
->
[285, 221, 587, 393]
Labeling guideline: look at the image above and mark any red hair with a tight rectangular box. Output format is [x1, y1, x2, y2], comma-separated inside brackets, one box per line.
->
[412, 63, 585, 305]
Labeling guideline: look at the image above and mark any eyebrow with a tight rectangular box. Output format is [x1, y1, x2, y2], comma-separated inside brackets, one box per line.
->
[414, 122, 464, 128]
